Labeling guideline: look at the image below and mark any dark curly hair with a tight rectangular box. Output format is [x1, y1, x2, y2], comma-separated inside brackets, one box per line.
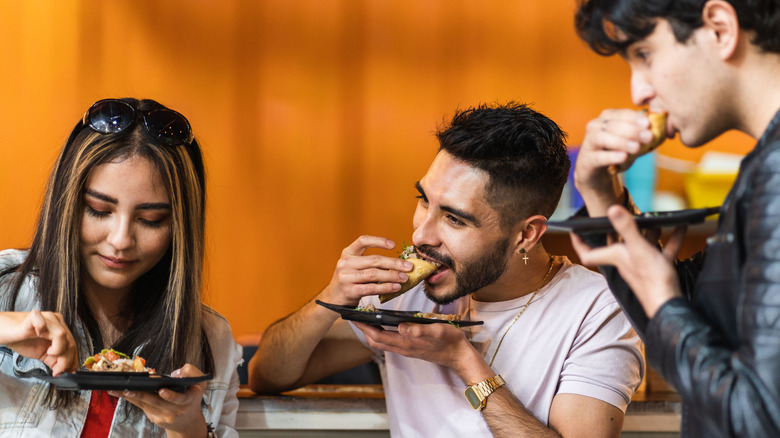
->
[436, 102, 570, 228]
[575, 0, 780, 56]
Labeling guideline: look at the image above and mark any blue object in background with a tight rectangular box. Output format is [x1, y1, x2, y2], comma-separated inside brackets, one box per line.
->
[566, 147, 657, 213]
[567, 148, 584, 211]
[623, 152, 657, 212]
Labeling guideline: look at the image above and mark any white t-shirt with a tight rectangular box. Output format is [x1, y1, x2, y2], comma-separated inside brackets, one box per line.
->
[352, 257, 644, 438]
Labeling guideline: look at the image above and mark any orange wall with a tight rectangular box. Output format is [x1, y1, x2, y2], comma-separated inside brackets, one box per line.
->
[0, 1, 753, 338]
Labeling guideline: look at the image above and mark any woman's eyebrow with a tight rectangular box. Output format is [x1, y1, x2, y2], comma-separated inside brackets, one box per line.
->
[84, 189, 117, 204]
[84, 189, 171, 211]
[136, 202, 172, 211]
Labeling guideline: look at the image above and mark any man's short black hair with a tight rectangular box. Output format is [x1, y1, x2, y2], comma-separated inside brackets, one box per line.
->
[436, 102, 570, 228]
[575, 0, 780, 56]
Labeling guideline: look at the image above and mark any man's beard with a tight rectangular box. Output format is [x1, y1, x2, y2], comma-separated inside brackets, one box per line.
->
[417, 237, 510, 305]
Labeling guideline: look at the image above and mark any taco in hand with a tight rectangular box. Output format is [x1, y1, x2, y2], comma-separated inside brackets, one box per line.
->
[380, 245, 440, 303]
[610, 110, 668, 173]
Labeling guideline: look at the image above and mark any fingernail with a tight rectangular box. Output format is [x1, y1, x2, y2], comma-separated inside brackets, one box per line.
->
[404, 261, 413, 270]
[172, 368, 181, 377]
[124, 391, 136, 398]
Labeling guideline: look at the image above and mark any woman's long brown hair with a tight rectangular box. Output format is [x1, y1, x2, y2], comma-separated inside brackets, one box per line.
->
[1, 98, 213, 408]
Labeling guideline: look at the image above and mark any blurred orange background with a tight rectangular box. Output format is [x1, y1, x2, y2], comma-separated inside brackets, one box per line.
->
[0, 1, 753, 339]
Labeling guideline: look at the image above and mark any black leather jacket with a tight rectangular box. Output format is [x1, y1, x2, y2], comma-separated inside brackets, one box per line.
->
[589, 108, 780, 437]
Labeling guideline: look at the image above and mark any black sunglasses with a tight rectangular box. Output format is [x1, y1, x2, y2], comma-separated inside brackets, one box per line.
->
[83, 99, 194, 147]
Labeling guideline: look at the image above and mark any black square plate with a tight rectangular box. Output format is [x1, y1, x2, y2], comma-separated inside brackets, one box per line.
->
[316, 300, 482, 327]
[547, 207, 720, 236]
[37, 371, 212, 392]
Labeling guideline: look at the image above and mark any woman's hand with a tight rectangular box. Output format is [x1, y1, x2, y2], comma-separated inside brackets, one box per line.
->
[109, 363, 209, 438]
[0, 310, 78, 375]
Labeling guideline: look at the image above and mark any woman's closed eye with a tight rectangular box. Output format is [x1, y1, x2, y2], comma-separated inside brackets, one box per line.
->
[85, 205, 110, 218]
[85, 205, 168, 228]
[138, 216, 167, 228]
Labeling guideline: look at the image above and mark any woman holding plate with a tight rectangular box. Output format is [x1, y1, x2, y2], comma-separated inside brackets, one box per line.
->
[0, 98, 240, 437]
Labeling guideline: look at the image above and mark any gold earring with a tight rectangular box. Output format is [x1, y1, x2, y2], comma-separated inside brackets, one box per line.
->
[520, 248, 529, 265]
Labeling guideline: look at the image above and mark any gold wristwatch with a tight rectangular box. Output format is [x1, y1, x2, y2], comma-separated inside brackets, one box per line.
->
[464, 375, 506, 410]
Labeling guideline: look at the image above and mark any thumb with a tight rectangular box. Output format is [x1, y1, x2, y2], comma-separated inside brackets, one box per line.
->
[662, 226, 687, 261]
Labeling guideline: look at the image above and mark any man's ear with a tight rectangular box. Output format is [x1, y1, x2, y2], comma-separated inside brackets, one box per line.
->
[513, 215, 549, 253]
[701, 0, 741, 60]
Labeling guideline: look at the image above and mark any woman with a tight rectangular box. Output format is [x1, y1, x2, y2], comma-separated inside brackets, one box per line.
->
[0, 98, 241, 437]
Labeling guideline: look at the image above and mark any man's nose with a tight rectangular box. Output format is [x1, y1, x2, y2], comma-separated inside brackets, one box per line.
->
[630, 72, 654, 107]
[412, 211, 437, 248]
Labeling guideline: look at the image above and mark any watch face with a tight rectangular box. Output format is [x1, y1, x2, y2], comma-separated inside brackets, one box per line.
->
[464, 387, 483, 409]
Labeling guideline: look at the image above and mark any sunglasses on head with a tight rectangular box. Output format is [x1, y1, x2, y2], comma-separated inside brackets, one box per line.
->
[83, 99, 194, 147]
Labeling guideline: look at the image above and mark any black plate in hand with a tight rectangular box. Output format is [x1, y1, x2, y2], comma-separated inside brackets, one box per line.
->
[316, 300, 483, 327]
[547, 207, 720, 235]
[37, 371, 212, 392]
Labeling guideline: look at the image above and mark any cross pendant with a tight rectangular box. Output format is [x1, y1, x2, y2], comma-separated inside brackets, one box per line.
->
[522, 252, 529, 265]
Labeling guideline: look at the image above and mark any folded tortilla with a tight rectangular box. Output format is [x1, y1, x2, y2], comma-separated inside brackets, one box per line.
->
[641, 111, 667, 153]
[379, 258, 439, 303]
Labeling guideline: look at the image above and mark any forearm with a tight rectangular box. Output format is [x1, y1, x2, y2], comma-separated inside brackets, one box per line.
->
[248, 290, 340, 393]
[482, 388, 561, 438]
[453, 347, 558, 437]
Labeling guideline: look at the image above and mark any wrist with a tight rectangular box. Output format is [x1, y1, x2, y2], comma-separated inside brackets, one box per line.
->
[452, 341, 494, 385]
[165, 421, 209, 438]
[464, 375, 506, 411]
[316, 285, 359, 307]
[645, 290, 683, 319]
[576, 177, 624, 217]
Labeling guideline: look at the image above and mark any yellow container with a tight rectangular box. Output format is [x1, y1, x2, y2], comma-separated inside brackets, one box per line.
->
[684, 171, 737, 209]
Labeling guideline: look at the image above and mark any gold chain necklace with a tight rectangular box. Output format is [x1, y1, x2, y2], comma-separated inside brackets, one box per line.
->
[468, 255, 556, 367]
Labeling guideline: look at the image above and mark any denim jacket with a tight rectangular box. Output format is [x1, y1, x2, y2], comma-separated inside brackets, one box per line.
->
[0, 249, 242, 437]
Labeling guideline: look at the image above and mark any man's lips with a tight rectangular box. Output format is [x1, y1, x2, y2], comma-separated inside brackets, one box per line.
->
[416, 250, 447, 268]
[98, 255, 135, 268]
[415, 249, 451, 283]
[425, 264, 449, 284]
[427, 267, 448, 283]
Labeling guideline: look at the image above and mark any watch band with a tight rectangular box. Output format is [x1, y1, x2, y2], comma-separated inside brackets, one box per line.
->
[472, 375, 506, 397]
[465, 375, 506, 410]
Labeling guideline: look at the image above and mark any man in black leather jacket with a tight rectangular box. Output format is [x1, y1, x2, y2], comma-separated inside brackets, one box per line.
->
[569, 0, 780, 436]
